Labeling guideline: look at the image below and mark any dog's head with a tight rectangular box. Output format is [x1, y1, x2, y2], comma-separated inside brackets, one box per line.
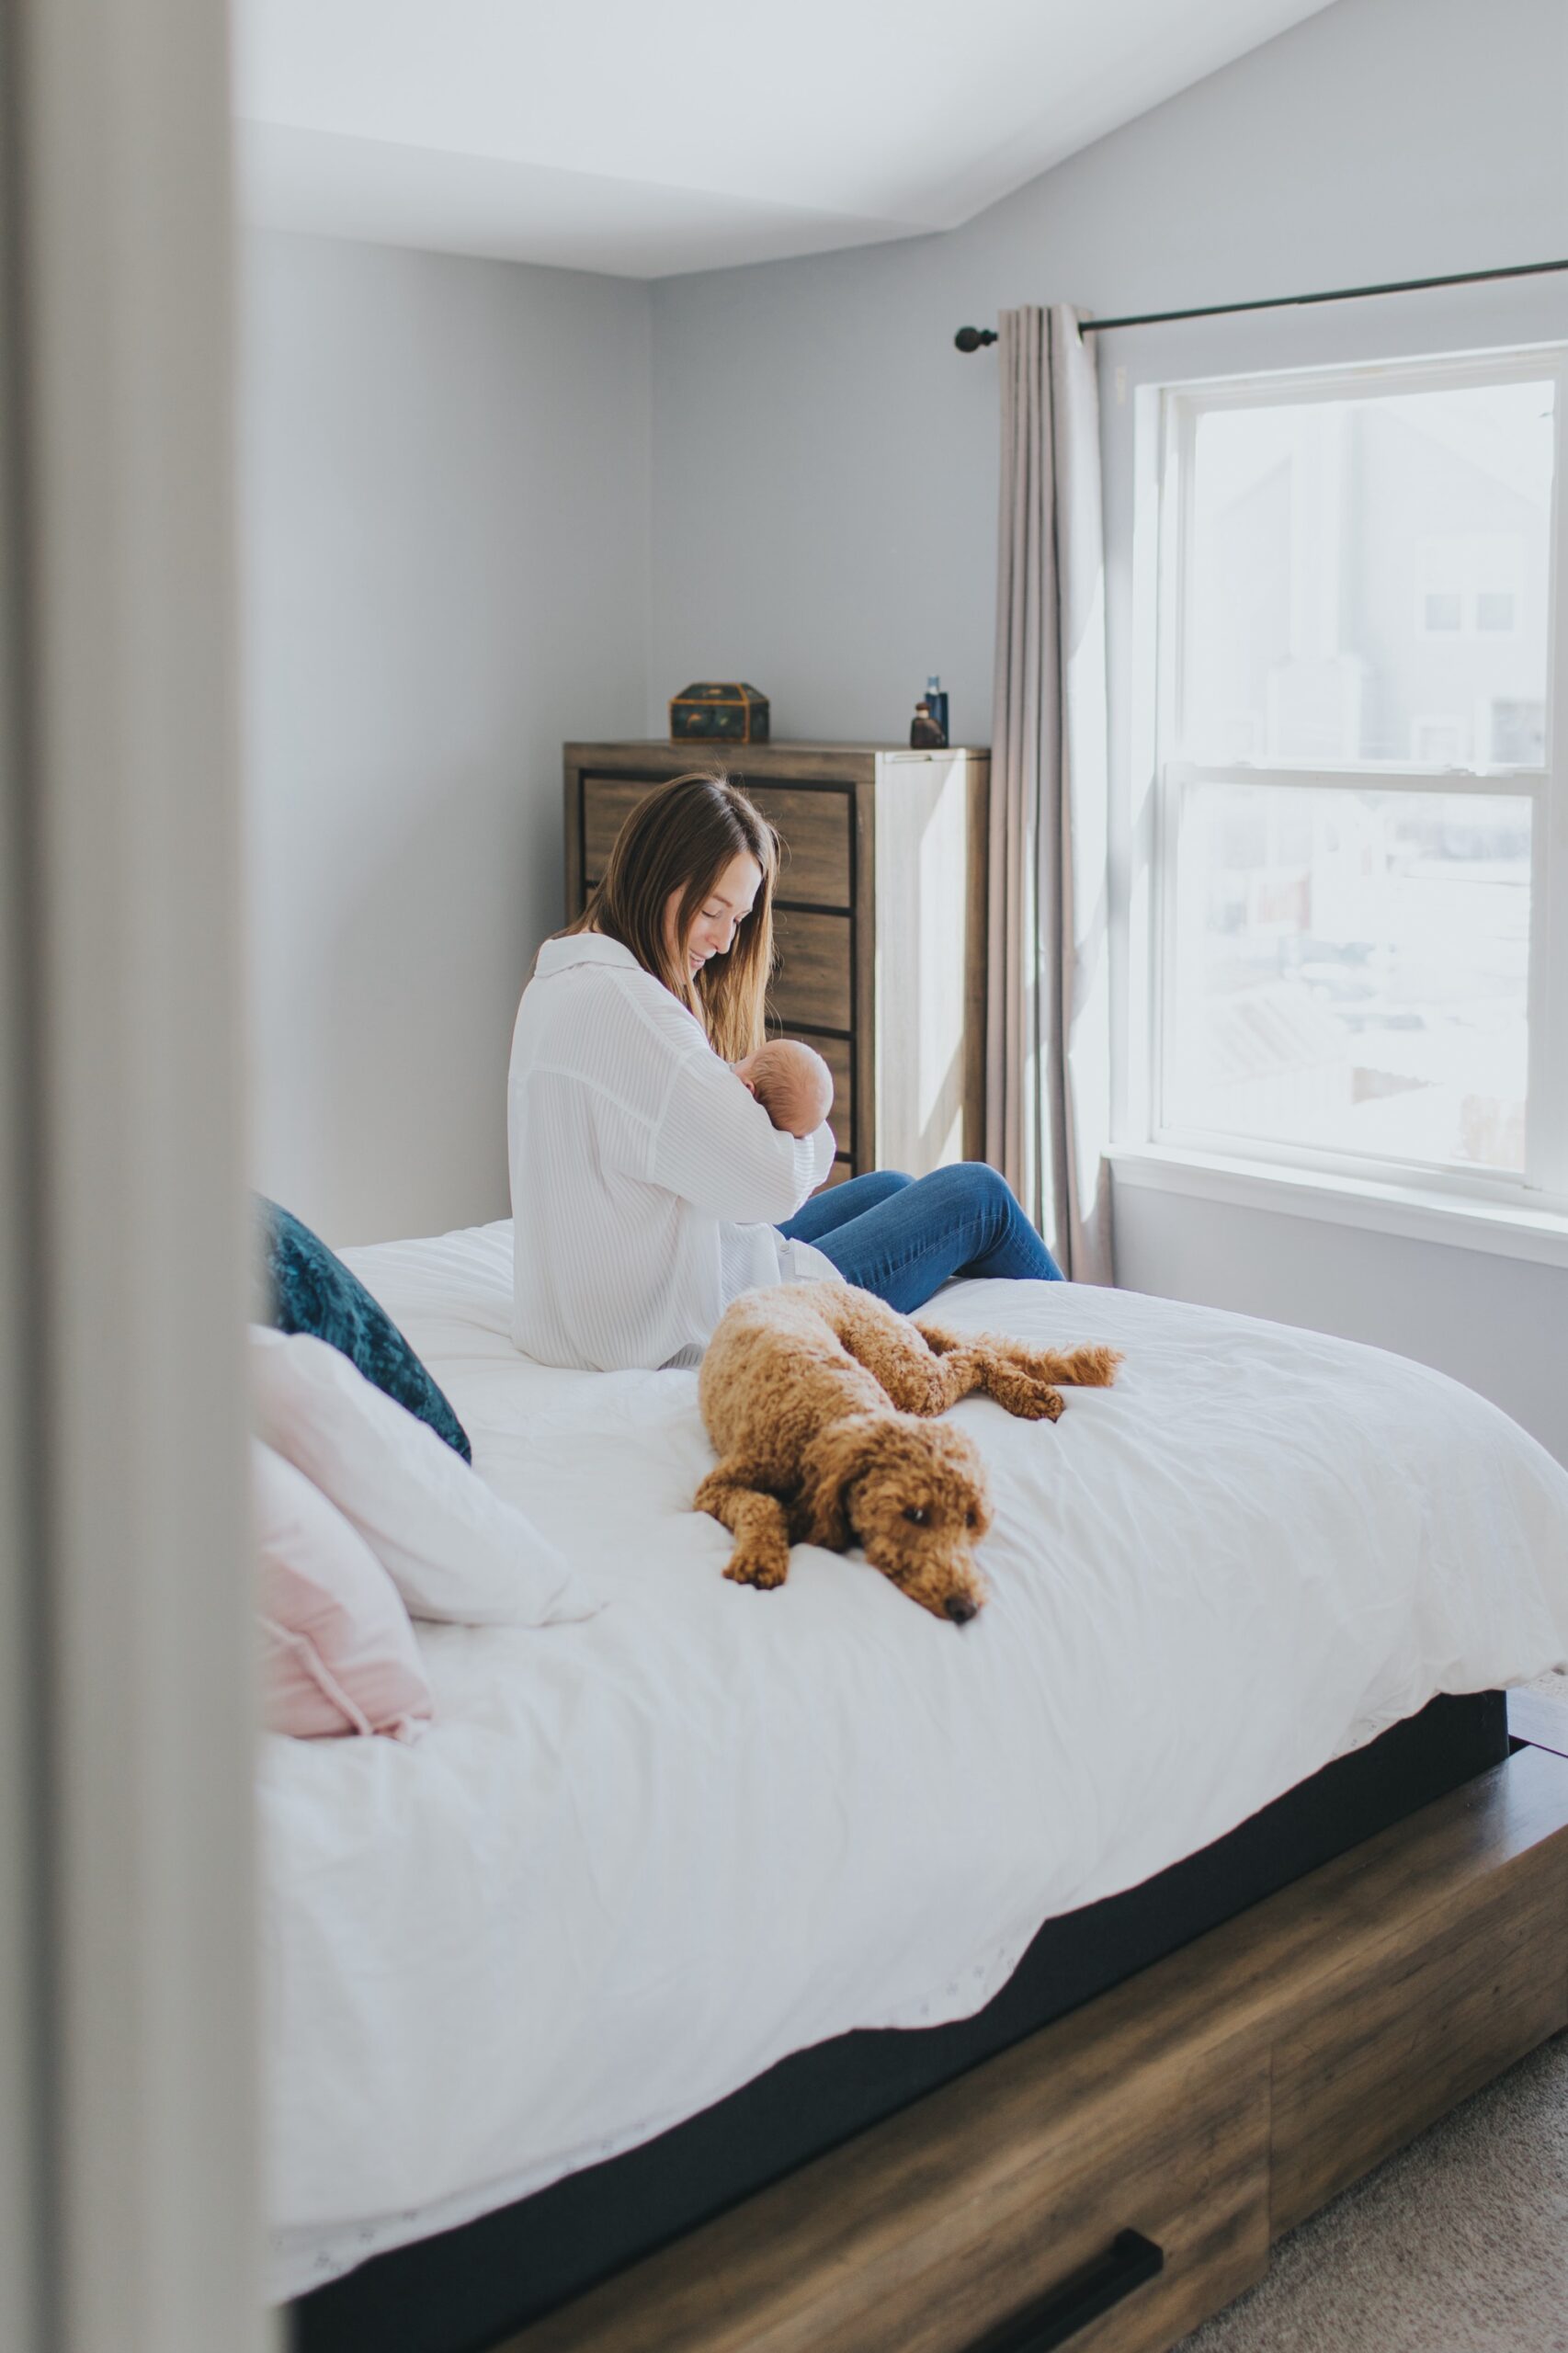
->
[799, 1414, 992, 1625]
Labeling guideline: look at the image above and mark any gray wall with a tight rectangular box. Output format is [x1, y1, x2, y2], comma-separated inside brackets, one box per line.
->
[243, 230, 650, 1245]
[643, 0, 1568, 1459]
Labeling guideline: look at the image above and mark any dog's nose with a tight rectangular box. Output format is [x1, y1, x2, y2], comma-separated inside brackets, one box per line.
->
[945, 1595, 978, 1625]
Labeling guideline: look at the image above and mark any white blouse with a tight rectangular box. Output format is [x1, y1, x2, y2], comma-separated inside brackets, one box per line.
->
[507, 933, 836, 1370]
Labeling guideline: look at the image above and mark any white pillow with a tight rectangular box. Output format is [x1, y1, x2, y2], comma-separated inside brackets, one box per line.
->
[250, 1326, 599, 1626]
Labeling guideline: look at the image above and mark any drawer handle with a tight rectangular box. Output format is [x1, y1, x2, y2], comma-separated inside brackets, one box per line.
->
[973, 2229, 1165, 2352]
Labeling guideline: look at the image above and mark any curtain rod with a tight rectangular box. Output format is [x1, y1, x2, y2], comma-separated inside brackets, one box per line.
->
[952, 256, 1568, 350]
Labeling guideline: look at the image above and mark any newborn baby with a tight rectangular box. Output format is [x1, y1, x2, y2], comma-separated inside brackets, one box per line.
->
[734, 1038, 834, 1138]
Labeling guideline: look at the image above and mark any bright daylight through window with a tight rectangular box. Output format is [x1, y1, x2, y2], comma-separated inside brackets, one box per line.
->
[1153, 353, 1566, 1207]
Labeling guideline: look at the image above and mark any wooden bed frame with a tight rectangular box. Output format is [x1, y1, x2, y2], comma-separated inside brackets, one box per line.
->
[500, 1741, 1568, 2353]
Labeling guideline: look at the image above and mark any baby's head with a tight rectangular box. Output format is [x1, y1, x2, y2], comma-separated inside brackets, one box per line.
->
[736, 1038, 834, 1138]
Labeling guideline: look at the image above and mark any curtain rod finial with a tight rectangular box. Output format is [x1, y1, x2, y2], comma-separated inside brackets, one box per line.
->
[954, 325, 997, 353]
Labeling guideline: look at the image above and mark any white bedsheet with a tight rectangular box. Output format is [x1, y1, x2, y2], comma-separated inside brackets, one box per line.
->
[264, 1222, 1568, 2300]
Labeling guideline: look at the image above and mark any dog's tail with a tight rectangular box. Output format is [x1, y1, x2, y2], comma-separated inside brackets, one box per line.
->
[1028, 1342, 1121, 1388]
[918, 1324, 1121, 1390]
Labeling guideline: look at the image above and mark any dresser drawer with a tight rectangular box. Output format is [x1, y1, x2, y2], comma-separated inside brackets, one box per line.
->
[581, 773, 659, 882]
[582, 778, 852, 916]
[509, 2034, 1269, 2353]
[768, 907, 852, 1034]
[883, 2045, 1270, 2353]
[740, 784, 851, 908]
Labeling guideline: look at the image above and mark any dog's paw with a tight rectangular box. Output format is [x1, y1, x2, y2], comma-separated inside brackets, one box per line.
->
[1020, 1381, 1066, 1423]
[1067, 1345, 1122, 1388]
[723, 1551, 790, 1591]
[988, 1367, 1066, 1421]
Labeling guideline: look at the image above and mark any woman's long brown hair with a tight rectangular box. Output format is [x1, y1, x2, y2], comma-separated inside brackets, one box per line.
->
[567, 771, 778, 1060]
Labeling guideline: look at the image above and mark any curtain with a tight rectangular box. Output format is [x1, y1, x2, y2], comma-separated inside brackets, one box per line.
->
[985, 304, 1112, 1284]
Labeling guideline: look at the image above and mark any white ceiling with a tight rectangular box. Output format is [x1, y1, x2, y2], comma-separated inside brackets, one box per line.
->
[234, 0, 1335, 280]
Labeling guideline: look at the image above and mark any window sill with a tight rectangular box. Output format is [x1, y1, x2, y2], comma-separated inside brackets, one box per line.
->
[1108, 1144, 1568, 1272]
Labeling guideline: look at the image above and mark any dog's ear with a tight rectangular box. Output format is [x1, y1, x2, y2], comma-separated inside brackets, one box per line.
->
[797, 1415, 883, 1552]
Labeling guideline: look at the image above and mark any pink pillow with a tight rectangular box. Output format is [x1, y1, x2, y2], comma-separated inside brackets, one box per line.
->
[255, 1441, 432, 1742]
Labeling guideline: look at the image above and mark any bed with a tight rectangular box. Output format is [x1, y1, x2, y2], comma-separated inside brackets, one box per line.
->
[270, 1222, 1568, 2352]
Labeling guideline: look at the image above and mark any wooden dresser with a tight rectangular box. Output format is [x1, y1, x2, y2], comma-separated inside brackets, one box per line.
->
[563, 742, 990, 1186]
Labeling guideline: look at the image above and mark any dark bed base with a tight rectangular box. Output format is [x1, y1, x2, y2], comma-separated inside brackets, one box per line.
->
[290, 1690, 1507, 2353]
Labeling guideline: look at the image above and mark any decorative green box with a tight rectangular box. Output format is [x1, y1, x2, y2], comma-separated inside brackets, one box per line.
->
[669, 682, 770, 745]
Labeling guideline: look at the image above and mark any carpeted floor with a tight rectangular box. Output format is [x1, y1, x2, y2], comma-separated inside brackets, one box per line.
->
[1178, 1693, 1568, 2352]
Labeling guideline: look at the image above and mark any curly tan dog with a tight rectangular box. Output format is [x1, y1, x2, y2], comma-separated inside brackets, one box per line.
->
[696, 1279, 1119, 1625]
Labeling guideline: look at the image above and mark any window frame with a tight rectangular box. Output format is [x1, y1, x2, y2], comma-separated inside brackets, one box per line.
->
[1146, 343, 1568, 1214]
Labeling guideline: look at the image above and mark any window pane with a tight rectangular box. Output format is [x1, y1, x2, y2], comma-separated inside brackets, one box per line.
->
[1184, 380, 1555, 765]
[1166, 783, 1531, 1173]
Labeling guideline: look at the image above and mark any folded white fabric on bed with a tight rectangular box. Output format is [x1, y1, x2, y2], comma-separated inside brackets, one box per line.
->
[262, 1223, 1568, 2301]
[250, 1324, 599, 1626]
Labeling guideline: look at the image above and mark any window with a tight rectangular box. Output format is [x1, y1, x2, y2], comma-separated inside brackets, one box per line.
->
[1152, 350, 1567, 1207]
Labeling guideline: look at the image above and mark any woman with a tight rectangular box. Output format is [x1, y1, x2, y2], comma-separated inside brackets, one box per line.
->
[507, 772, 1061, 1371]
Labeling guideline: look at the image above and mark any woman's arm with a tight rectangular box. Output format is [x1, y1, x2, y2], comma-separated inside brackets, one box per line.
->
[648, 1049, 834, 1223]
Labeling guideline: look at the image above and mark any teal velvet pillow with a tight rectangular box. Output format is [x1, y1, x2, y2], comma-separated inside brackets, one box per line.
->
[254, 1198, 472, 1463]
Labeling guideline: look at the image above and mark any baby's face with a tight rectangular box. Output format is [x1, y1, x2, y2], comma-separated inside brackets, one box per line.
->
[738, 1040, 834, 1137]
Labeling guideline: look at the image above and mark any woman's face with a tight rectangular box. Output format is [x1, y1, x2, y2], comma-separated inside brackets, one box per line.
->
[664, 851, 763, 983]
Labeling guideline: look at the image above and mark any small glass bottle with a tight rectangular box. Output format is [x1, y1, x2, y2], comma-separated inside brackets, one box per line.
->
[910, 699, 944, 749]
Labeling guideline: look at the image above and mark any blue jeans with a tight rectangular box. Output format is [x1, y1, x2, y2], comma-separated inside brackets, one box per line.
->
[778, 1163, 1063, 1314]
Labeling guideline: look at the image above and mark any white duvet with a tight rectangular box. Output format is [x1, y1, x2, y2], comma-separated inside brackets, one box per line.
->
[263, 1222, 1568, 2301]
